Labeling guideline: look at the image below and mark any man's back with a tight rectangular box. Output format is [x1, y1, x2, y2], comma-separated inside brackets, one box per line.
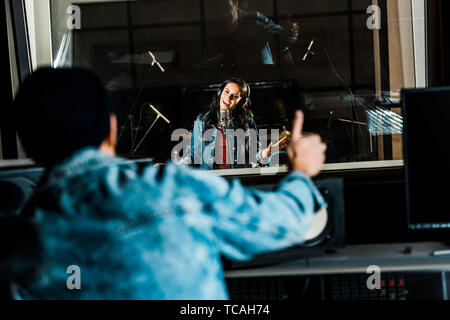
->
[14, 148, 324, 300]
[10, 67, 327, 300]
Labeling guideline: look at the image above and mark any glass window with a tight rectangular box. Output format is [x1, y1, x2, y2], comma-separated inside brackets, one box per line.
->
[17, 0, 427, 171]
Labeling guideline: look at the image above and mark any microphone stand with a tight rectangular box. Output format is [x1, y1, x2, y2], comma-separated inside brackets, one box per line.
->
[117, 51, 166, 152]
[132, 104, 170, 154]
[336, 118, 373, 155]
[303, 38, 315, 61]
[148, 51, 165, 73]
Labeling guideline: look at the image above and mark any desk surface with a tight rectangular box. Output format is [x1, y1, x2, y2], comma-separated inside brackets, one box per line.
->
[215, 160, 404, 177]
[225, 242, 450, 278]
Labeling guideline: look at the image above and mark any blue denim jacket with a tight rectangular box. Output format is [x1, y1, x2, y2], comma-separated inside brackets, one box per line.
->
[190, 114, 264, 170]
[14, 148, 326, 300]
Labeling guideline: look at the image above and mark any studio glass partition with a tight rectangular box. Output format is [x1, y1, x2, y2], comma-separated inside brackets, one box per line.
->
[6, 0, 429, 173]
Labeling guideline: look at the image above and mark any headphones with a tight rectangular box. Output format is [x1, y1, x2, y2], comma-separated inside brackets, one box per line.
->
[243, 81, 251, 106]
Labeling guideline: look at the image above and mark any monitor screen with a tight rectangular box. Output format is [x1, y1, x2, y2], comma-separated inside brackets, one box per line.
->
[402, 87, 450, 230]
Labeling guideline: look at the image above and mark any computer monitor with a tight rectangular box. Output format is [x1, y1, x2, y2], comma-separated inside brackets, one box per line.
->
[402, 87, 450, 230]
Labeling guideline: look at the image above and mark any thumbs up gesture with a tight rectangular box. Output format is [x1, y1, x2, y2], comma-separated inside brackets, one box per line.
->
[287, 110, 327, 177]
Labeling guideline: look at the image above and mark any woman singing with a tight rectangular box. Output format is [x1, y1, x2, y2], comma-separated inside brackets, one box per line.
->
[189, 78, 287, 170]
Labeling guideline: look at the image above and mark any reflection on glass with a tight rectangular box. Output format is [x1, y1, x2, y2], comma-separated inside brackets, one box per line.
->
[366, 106, 403, 136]
[37, 0, 423, 168]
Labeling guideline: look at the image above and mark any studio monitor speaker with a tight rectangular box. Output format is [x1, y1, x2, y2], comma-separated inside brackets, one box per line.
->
[225, 178, 345, 270]
[0, 167, 44, 217]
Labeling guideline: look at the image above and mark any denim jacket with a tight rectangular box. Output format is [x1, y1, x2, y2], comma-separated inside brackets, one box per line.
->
[190, 113, 265, 170]
[13, 148, 326, 300]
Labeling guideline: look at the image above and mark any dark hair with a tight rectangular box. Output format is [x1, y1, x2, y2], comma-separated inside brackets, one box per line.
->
[203, 78, 254, 131]
[12, 67, 111, 165]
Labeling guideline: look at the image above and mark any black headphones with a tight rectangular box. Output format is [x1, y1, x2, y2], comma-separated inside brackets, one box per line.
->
[243, 81, 251, 106]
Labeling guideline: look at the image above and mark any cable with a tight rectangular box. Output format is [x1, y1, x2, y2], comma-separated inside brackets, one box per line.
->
[318, 39, 404, 141]
[117, 61, 154, 146]
[315, 37, 362, 157]
[131, 104, 146, 152]
[314, 37, 387, 158]
[301, 277, 310, 297]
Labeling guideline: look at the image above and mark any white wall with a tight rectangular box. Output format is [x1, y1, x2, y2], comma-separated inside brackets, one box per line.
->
[411, 0, 427, 88]
[25, 0, 53, 69]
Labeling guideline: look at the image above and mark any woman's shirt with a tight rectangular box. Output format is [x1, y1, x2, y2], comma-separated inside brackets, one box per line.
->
[190, 113, 264, 170]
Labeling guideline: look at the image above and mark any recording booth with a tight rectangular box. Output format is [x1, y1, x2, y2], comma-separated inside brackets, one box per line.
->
[2, 0, 450, 301]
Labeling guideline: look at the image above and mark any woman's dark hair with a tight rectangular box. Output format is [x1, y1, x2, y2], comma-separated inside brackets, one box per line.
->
[203, 78, 254, 131]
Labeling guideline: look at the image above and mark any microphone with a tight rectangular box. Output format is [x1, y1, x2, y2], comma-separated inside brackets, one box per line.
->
[327, 107, 335, 128]
[145, 103, 171, 124]
[219, 109, 232, 128]
[303, 38, 315, 61]
[148, 51, 165, 72]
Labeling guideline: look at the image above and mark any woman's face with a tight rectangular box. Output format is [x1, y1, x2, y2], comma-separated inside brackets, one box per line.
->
[220, 83, 243, 111]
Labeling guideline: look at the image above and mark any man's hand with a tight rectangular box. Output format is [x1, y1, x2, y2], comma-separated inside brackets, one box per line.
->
[287, 110, 327, 177]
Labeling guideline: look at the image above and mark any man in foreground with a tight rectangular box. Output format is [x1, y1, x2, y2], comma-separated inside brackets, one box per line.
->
[10, 67, 327, 299]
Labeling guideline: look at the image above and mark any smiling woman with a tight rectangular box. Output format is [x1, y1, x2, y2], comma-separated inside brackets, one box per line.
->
[187, 78, 287, 170]
[220, 83, 243, 111]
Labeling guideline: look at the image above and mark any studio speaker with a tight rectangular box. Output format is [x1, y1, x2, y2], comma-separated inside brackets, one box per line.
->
[225, 178, 345, 270]
[0, 166, 44, 217]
